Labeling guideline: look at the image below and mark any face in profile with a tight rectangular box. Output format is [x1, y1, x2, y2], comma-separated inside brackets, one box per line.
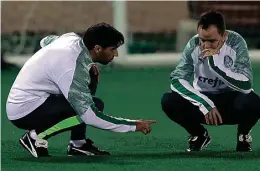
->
[98, 47, 119, 65]
[198, 25, 226, 51]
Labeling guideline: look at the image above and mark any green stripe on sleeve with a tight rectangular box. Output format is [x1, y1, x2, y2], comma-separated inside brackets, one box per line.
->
[172, 79, 213, 112]
[91, 105, 136, 126]
[208, 56, 251, 90]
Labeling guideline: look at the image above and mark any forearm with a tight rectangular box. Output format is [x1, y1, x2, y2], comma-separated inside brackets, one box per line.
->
[171, 79, 215, 115]
[80, 104, 136, 132]
[208, 55, 252, 94]
[58, 71, 136, 133]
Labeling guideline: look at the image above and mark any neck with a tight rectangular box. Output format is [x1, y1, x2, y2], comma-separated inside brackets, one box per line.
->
[89, 50, 98, 63]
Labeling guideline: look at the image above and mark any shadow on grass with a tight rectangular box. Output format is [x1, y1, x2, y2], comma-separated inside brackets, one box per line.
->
[12, 149, 260, 164]
[13, 155, 139, 165]
[114, 150, 260, 160]
[4, 137, 260, 164]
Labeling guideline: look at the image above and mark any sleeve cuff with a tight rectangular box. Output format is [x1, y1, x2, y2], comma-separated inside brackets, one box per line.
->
[129, 125, 137, 132]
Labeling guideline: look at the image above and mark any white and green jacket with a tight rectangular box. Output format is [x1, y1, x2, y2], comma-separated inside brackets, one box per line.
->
[170, 30, 253, 115]
[6, 33, 136, 133]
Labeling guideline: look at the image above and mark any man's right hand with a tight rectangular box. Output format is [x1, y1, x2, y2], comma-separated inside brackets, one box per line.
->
[136, 120, 156, 135]
[205, 107, 223, 126]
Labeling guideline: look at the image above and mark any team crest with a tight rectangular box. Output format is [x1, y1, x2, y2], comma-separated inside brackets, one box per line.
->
[224, 55, 233, 68]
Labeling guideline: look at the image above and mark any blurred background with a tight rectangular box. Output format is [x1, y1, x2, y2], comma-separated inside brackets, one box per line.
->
[1, 1, 260, 68]
[1, 2, 260, 171]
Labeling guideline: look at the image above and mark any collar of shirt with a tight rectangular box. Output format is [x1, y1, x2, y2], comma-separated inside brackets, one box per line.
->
[78, 39, 95, 66]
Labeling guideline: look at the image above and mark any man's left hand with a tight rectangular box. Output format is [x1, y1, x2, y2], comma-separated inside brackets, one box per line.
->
[89, 64, 100, 95]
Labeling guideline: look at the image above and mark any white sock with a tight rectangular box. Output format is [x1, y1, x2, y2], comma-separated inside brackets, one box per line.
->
[70, 139, 86, 147]
[29, 130, 40, 140]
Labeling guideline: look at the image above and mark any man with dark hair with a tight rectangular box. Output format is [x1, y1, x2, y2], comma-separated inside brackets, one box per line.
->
[6, 23, 156, 158]
[161, 11, 260, 152]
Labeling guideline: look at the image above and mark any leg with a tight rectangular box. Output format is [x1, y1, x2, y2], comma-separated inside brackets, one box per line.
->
[161, 91, 206, 136]
[12, 95, 105, 140]
[233, 91, 260, 152]
[68, 97, 110, 156]
[11, 94, 78, 157]
[11, 95, 78, 138]
[161, 91, 211, 151]
[206, 91, 260, 134]
[11, 95, 109, 157]
[235, 91, 260, 134]
[203, 91, 260, 152]
[70, 97, 104, 140]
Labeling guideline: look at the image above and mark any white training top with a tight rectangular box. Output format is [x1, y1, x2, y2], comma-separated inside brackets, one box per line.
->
[6, 32, 136, 133]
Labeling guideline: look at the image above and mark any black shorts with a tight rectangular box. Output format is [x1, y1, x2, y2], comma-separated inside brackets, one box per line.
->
[11, 94, 104, 139]
[161, 90, 260, 125]
[161, 90, 260, 135]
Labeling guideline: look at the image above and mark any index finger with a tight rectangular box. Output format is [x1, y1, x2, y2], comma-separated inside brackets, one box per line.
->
[205, 114, 209, 125]
[145, 120, 157, 124]
[212, 112, 218, 126]
[215, 110, 223, 124]
[208, 112, 213, 125]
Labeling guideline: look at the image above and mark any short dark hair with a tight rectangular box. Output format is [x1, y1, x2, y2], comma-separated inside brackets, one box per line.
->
[197, 10, 226, 35]
[83, 22, 124, 50]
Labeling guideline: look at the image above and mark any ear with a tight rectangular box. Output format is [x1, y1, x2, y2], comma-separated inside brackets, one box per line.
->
[222, 31, 227, 42]
[93, 45, 102, 53]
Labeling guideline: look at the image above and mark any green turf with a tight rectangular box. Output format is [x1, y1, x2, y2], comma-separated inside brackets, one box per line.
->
[2, 65, 260, 171]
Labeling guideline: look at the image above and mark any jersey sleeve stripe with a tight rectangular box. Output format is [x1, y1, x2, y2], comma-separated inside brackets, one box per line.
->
[171, 79, 215, 115]
[90, 104, 136, 126]
[208, 56, 251, 92]
[78, 105, 136, 132]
